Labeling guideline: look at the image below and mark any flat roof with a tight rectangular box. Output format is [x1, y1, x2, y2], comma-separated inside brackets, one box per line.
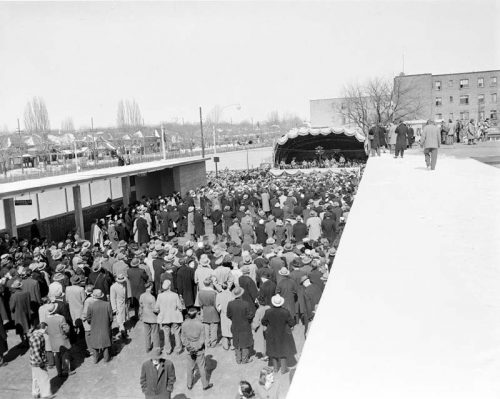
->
[288, 152, 500, 398]
[397, 69, 499, 78]
[0, 156, 209, 200]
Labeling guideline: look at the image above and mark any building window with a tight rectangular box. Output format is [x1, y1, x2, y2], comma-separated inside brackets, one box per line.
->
[449, 113, 454, 121]
[460, 111, 469, 120]
[492, 93, 497, 103]
[478, 94, 485, 104]
[448, 80, 453, 87]
[449, 96, 453, 103]
[459, 95, 469, 105]
[435, 113, 442, 120]
[491, 110, 498, 120]
[435, 97, 442, 106]
[478, 77, 484, 87]
[435, 81, 441, 91]
[460, 79, 469, 89]
[491, 77, 498, 86]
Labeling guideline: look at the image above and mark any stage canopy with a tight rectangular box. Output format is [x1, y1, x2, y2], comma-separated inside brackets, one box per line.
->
[274, 127, 367, 165]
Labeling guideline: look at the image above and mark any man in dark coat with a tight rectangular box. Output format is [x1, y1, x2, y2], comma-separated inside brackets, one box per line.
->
[20, 268, 41, 325]
[368, 124, 381, 156]
[135, 214, 150, 245]
[238, 266, 258, 308]
[292, 217, 308, 243]
[394, 120, 408, 158]
[86, 289, 113, 363]
[140, 348, 176, 399]
[127, 257, 149, 319]
[9, 279, 31, 343]
[407, 125, 415, 148]
[193, 209, 205, 240]
[258, 269, 276, 306]
[276, 268, 298, 321]
[30, 219, 41, 241]
[176, 259, 196, 309]
[300, 275, 323, 328]
[227, 287, 255, 364]
[210, 207, 223, 239]
[261, 294, 296, 374]
[321, 212, 337, 244]
[0, 312, 7, 366]
[153, 252, 167, 297]
[254, 221, 267, 245]
[88, 264, 113, 299]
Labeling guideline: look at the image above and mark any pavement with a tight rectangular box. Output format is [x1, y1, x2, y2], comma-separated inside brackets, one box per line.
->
[1, 315, 305, 399]
[288, 146, 500, 399]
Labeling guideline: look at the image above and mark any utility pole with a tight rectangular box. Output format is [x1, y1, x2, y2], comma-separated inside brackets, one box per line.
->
[161, 124, 166, 160]
[199, 107, 205, 158]
[17, 118, 24, 174]
[213, 125, 217, 155]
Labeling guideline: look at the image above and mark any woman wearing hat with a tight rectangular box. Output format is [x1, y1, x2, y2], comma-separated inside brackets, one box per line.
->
[261, 294, 297, 374]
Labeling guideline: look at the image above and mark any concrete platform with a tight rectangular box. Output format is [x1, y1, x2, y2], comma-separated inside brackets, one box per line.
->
[288, 151, 500, 399]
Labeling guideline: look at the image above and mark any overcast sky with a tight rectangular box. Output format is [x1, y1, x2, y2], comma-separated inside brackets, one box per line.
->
[0, 0, 498, 131]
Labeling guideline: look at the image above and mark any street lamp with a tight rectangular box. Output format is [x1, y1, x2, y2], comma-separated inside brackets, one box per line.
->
[213, 103, 241, 154]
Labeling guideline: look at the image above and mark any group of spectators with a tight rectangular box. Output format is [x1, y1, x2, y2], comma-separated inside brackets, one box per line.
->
[0, 165, 363, 399]
[439, 118, 491, 145]
[277, 156, 364, 170]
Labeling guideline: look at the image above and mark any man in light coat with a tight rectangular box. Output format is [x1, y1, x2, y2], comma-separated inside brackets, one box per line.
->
[421, 120, 441, 170]
[110, 274, 129, 338]
[140, 282, 160, 352]
[156, 280, 183, 355]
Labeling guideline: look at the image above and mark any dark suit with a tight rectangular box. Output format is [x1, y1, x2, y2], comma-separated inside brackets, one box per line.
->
[140, 359, 176, 399]
[227, 297, 255, 363]
[395, 123, 408, 157]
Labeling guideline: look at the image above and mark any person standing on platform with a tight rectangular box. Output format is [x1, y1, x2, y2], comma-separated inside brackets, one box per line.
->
[421, 120, 441, 170]
[394, 120, 408, 158]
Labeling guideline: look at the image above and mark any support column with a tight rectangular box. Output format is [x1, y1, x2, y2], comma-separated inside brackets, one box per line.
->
[73, 186, 85, 240]
[3, 198, 17, 238]
[121, 176, 131, 207]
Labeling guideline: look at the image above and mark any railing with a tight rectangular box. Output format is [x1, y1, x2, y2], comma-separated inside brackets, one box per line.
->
[0, 141, 273, 184]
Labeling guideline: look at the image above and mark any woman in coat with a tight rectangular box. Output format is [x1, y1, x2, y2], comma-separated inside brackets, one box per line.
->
[261, 294, 296, 374]
[252, 298, 270, 359]
[86, 289, 113, 362]
[46, 303, 72, 376]
[216, 283, 234, 350]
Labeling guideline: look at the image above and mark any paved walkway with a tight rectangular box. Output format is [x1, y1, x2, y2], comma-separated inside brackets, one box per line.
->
[288, 149, 500, 398]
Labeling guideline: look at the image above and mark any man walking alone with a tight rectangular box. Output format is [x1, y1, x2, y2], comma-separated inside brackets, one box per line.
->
[421, 120, 441, 170]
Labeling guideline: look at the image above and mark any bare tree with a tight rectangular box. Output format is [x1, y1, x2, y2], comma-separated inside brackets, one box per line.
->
[117, 99, 143, 128]
[24, 97, 50, 133]
[339, 77, 424, 132]
[61, 117, 75, 132]
[266, 110, 280, 126]
[206, 105, 222, 126]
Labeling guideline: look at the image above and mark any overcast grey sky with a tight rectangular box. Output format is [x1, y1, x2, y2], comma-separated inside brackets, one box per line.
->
[0, 0, 498, 131]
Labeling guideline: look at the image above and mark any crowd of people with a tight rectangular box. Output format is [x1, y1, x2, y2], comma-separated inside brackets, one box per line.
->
[277, 155, 364, 169]
[0, 165, 363, 399]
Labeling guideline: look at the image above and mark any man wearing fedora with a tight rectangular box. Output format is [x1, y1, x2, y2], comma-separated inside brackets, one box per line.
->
[10, 279, 31, 345]
[65, 274, 86, 336]
[46, 303, 73, 377]
[139, 282, 160, 352]
[156, 280, 183, 355]
[276, 267, 298, 322]
[128, 257, 149, 320]
[261, 294, 297, 374]
[180, 307, 213, 391]
[86, 289, 113, 363]
[110, 274, 129, 339]
[227, 286, 256, 364]
[140, 347, 176, 399]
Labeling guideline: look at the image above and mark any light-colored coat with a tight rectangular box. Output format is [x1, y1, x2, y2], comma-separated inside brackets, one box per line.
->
[110, 282, 128, 327]
[216, 290, 233, 338]
[421, 124, 441, 149]
[65, 285, 86, 325]
[46, 313, 71, 353]
[139, 291, 158, 324]
[156, 291, 183, 324]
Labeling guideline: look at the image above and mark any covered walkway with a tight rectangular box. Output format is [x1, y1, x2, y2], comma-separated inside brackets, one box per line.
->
[288, 151, 500, 398]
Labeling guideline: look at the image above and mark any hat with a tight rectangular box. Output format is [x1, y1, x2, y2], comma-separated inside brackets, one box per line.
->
[82, 241, 91, 249]
[53, 273, 65, 282]
[188, 206, 194, 212]
[301, 256, 312, 265]
[271, 294, 285, 307]
[233, 286, 244, 298]
[92, 289, 104, 299]
[55, 264, 66, 273]
[328, 247, 337, 257]
[52, 250, 62, 261]
[70, 275, 82, 285]
[198, 254, 210, 267]
[118, 240, 127, 248]
[276, 219, 283, 226]
[116, 274, 126, 283]
[243, 255, 252, 265]
[283, 243, 293, 252]
[104, 240, 111, 247]
[274, 202, 280, 208]
[150, 348, 164, 360]
[130, 258, 140, 267]
[240, 265, 250, 274]
[48, 303, 58, 315]
[278, 267, 290, 276]
[266, 238, 275, 245]
[299, 275, 310, 285]
[165, 254, 176, 263]
[11, 279, 23, 289]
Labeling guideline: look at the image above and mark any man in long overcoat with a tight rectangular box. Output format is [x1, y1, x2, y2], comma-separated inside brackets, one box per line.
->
[86, 289, 113, 363]
[110, 274, 128, 338]
[175, 259, 196, 309]
[227, 287, 255, 364]
[321, 212, 336, 245]
[261, 294, 296, 374]
[394, 120, 408, 158]
[276, 269, 298, 321]
[128, 258, 149, 319]
[9, 279, 31, 342]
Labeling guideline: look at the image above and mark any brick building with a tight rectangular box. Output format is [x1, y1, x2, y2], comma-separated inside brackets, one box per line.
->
[395, 69, 499, 125]
[310, 69, 499, 127]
